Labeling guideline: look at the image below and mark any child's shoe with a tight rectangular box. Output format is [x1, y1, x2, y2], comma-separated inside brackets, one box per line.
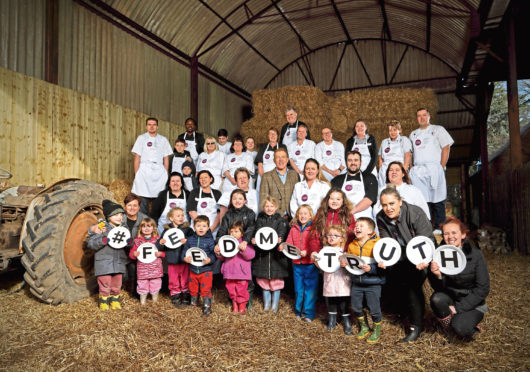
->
[190, 295, 199, 307]
[140, 294, 147, 305]
[271, 290, 281, 314]
[99, 296, 110, 311]
[327, 313, 337, 331]
[239, 302, 248, 314]
[342, 314, 352, 335]
[182, 292, 191, 306]
[152, 292, 159, 302]
[202, 297, 212, 315]
[357, 316, 370, 339]
[110, 295, 121, 310]
[171, 293, 182, 307]
[262, 290, 271, 311]
[366, 321, 382, 344]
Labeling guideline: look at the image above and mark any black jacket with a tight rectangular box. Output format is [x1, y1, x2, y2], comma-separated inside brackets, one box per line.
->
[216, 205, 256, 244]
[178, 131, 205, 156]
[159, 222, 195, 264]
[252, 212, 290, 279]
[428, 240, 490, 313]
[280, 120, 310, 144]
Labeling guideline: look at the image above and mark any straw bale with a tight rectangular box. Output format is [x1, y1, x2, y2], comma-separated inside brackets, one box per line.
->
[0, 249, 528, 371]
[242, 86, 437, 146]
[107, 179, 133, 205]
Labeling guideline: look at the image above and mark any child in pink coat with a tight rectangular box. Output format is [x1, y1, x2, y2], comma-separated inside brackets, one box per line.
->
[214, 221, 255, 314]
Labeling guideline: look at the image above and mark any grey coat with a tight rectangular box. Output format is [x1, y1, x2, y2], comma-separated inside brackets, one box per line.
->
[87, 221, 128, 276]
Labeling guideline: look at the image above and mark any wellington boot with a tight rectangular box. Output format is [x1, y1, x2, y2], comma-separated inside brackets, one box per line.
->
[110, 295, 121, 310]
[232, 301, 239, 314]
[247, 292, 253, 311]
[182, 292, 191, 306]
[271, 290, 281, 314]
[367, 322, 382, 344]
[171, 293, 182, 307]
[262, 290, 271, 311]
[140, 294, 147, 305]
[239, 302, 248, 314]
[327, 313, 337, 331]
[190, 295, 199, 307]
[99, 296, 110, 311]
[400, 325, 421, 342]
[202, 297, 212, 315]
[342, 314, 352, 335]
[151, 292, 159, 303]
[357, 316, 370, 339]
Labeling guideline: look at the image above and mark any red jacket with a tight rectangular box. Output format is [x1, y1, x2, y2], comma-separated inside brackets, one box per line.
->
[129, 236, 166, 280]
[285, 222, 320, 265]
[322, 209, 356, 248]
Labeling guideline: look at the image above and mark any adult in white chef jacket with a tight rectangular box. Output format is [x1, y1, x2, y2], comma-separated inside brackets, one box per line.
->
[290, 159, 331, 216]
[217, 128, 232, 155]
[314, 127, 346, 181]
[288, 124, 316, 176]
[377, 120, 412, 188]
[331, 150, 378, 220]
[409, 108, 454, 231]
[245, 136, 259, 188]
[187, 170, 222, 237]
[280, 107, 311, 147]
[222, 136, 255, 194]
[131, 117, 173, 214]
[178, 117, 205, 166]
[218, 168, 259, 221]
[372, 161, 430, 219]
[197, 136, 225, 191]
[345, 120, 378, 176]
[255, 127, 287, 193]
[150, 172, 190, 233]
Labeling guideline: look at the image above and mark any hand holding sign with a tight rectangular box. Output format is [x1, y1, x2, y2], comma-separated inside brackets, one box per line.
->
[314, 247, 341, 273]
[433, 245, 467, 275]
[373, 238, 401, 267]
[107, 226, 131, 249]
[218, 235, 240, 258]
[185, 247, 207, 266]
[279, 242, 301, 260]
[254, 227, 278, 250]
[163, 228, 185, 249]
[340, 254, 367, 275]
[137, 243, 158, 263]
[405, 236, 435, 265]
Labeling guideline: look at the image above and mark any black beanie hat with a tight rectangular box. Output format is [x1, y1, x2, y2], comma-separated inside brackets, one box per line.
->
[182, 160, 196, 174]
[102, 199, 125, 220]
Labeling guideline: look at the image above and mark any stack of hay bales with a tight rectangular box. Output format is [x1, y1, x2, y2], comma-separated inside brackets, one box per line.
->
[107, 179, 133, 204]
[476, 225, 511, 254]
[241, 86, 438, 145]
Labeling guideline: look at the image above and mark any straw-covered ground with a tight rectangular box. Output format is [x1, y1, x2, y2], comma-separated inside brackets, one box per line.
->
[0, 251, 528, 372]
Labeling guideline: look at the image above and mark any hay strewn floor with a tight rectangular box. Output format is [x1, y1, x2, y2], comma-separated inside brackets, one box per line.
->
[0, 252, 528, 371]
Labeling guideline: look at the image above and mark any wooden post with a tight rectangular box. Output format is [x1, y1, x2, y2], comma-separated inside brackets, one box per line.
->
[460, 163, 470, 225]
[477, 82, 489, 224]
[190, 56, 199, 123]
[506, 8, 521, 170]
[44, 0, 59, 84]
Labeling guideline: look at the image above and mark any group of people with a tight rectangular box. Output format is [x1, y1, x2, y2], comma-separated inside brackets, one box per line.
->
[86, 108, 490, 344]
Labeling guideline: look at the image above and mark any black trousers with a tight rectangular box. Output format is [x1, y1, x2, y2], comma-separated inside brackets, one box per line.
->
[429, 201, 446, 230]
[386, 260, 427, 329]
[326, 296, 349, 315]
[430, 292, 484, 337]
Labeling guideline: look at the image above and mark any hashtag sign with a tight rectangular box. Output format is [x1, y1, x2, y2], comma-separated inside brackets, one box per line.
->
[108, 227, 131, 249]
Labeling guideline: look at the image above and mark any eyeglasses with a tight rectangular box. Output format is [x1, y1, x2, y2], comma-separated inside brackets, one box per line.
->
[326, 234, 343, 239]
[206, 142, 215, 145]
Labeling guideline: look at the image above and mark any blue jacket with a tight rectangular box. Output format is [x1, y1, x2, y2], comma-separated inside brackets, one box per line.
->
[180, 230, 216, 274]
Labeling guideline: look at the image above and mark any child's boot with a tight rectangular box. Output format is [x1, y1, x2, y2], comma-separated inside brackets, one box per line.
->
[140, 294, 147, 305]
[98, 296, 110, 311]
[152, 292, 158, 302]
[232, 301, 239, 314]
[327, 313, 337, 331]
[182, 292, 191, 306]
[110, 295, 121, 310]
[171, 293, 182, 307]
[239, 302, 248, 314]
[342, 314, 352, 335]
[357, 316, 370, 339]
[190, 295, 199, 307]
[202, 297, 212, 315]
[247, 292, 253, 311]
[367, 321, 382, 343]
[262, 290, 271, 311]
[271, 290, 281, 314]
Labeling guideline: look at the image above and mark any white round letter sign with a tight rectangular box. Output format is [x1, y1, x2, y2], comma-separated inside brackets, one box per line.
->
[433, 245, 467, 275]
[314, 246, 341, 273]
[406, 236, 435, 265]
[185, 247, 207, 266]
[255, 227, 278, 250]
[107, 226, 131, 249]
[137, 243, 158, 264]
[340, 254, 366, 275]
[280, 242, 301, 260]
[373, 238, 401, 266]
[163, 228, 185, 249]
[218, 235, 240, 258]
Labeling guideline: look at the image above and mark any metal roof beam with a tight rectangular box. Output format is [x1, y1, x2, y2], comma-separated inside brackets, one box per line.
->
[426, 0, 431, 51]
[379, 0, 392, 40]
[323, 75, 455, 93]
[331, 0, 353, 44]
[389, 45, 408, 84]
[272, 2, 312, 52]
[197, 0, 280, 72]
[328, 43, 348, 90]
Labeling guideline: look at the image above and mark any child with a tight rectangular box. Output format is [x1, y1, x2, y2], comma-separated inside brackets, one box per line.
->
[182, 160, 199, 191]
[129, 218, 165, 305]
[280, 204, 320, 322]
[169, 138, 193, 174]
[160, 207, 194, 307]
[251, 196, 289, 313]
[87, 199, 129, 310]
[345, 217, 384, 343]
[217, 128, 232, 155]
[215, 221, 255, 314]
[181, 215, 216, 315]
[312, 225, 352, 334]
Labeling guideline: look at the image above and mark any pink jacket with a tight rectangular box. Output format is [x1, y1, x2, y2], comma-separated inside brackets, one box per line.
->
[218, 238, 255, 280]
[129, 236, 165, 280]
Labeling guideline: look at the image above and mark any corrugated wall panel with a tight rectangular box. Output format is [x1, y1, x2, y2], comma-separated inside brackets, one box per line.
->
[0, 0, 45, 79]
[58, 0, 190, 126]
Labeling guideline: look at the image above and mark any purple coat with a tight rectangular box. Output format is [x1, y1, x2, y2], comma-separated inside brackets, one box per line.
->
[218, 238, 255, 280]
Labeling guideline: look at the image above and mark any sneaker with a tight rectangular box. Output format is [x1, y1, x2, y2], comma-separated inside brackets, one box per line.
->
[304, 318, 312, 323]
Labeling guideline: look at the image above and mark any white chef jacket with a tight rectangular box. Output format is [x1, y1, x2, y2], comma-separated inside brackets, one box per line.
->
[197, 150, 225, 190]
[288, 139, 316, 171]
[290, 179, 331, 216]
[315, 140, 346, 181]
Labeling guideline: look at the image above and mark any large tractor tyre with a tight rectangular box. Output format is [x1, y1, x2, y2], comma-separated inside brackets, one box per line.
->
[21, 180, 114, 304]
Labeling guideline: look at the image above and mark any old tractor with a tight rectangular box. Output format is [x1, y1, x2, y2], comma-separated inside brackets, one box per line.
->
[0, 168, 113, 304]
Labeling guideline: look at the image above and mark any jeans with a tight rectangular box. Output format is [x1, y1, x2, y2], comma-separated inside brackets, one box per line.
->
[351, 284, 382, 322]
[430, 292, 484, 337]
[293, 264, 319, 320]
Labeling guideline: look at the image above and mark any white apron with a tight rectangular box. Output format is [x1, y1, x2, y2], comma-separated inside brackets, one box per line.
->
[257, 144, 278, 193]
[171, 156, 186, 174]
[342, 173, 373, 220]
[198, 151, 224, 190]
[183, 177, 194, 192]
[184, 132, 199, 166]
[320, 142, 343, 181]
[351, 137, 377, 176]
[157, 191, 188, 233]
[132, 137, 169, 198]
[378, 137, 406, 187]
[291, 180, 330, 216]
[222, 153, 252, 194]
[282, 121, 299, 147]
[196, 188, 219, 238]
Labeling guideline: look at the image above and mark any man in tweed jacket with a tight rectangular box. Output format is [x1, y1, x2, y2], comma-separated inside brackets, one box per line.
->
[259, 148, 300, 219]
